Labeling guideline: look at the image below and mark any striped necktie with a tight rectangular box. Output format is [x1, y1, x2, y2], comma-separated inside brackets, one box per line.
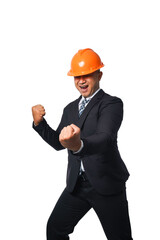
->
[79, 98, 90, 117]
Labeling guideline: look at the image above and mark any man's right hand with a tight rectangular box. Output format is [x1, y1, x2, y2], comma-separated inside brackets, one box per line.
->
[32, 104, 46, 126]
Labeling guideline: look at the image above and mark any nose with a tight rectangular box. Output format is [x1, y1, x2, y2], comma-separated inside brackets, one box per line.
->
[79, 76, 86, 83]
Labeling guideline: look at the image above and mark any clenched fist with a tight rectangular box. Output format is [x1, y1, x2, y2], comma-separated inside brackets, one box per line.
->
[59, 124, 81, 152]
[32, 104, 46, 126]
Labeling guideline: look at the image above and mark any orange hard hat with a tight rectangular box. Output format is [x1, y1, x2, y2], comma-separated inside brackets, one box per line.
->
[67, 48, 104, 77]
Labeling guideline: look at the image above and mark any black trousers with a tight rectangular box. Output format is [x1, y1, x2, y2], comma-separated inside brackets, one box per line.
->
[47, 173, 133, 240]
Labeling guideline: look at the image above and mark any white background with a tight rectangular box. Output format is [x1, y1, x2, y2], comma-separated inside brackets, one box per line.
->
[0, 0, 160, 239]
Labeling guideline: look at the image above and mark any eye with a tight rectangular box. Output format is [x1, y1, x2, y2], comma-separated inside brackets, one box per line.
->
[74, 76, 80, 80]
[85, 73, 91, 78]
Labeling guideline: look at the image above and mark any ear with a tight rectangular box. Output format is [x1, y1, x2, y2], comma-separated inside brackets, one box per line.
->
[98, 71, 103, 81]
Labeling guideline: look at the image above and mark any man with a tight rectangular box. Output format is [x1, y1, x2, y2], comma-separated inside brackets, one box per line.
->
[32, 48, 133, 240]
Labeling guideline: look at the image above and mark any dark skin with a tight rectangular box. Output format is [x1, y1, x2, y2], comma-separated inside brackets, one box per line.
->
[74, 70, 103, 98]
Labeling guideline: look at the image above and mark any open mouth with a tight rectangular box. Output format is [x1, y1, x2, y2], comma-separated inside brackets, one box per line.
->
[79, 85, 88, 90]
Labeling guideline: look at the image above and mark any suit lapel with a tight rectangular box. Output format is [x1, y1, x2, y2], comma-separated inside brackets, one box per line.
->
[76, 89, 105, 129]
[71, 96, 81, 124]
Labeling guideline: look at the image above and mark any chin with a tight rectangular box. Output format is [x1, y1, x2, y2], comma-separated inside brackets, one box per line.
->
[82, 93, 90, 98]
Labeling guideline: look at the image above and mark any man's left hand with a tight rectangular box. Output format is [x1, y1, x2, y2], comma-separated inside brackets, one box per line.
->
[59, 124, 81, 152]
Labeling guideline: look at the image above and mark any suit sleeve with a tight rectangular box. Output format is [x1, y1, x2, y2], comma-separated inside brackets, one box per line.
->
[75, 98, 123, 156]
[32, 109, 67, 151]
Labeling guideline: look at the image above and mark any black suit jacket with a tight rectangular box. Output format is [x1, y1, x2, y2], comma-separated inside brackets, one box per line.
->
[33, 89, 130, 195]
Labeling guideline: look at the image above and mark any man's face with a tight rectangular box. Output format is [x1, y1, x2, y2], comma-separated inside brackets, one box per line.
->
[74, 70, 103, 98]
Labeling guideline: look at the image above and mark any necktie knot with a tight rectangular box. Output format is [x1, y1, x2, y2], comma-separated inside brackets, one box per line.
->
[83, 98, 90, 105]
[79, 98, 90, 117]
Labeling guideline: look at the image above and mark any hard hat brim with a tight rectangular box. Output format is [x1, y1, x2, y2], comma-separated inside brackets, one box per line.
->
[67, 63, 104, 77]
